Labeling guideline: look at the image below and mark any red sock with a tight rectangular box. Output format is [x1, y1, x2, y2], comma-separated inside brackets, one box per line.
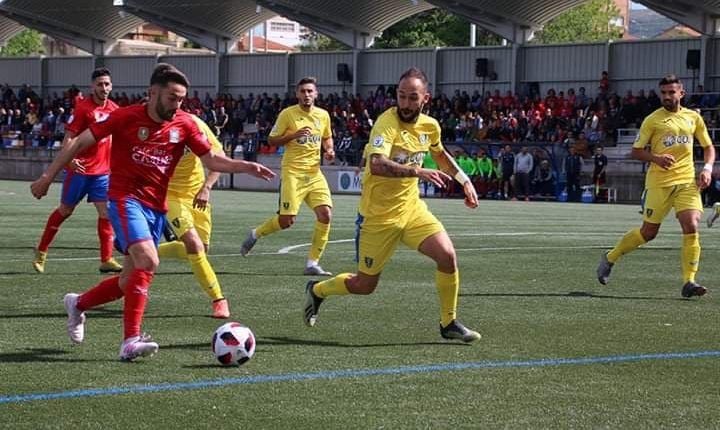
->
[123, 269, 154, 340]
[76, 275, 123, 311]
[97, 217, 114, 262]
[37, 209, 69, 252]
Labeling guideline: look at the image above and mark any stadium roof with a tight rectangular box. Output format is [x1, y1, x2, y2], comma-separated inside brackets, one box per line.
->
[0, 0, 719, 55]
[0, 15, 23, 46]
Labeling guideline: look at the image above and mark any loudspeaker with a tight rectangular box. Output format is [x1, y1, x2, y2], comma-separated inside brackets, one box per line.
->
[686, 49, 701, 70]
[475, 58, 489, 78]
[337, 63, 352, 83]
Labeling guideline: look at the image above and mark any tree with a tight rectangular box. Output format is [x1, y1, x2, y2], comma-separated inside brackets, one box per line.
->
[533, 0, 622, 44]
[299, 32, 350, 52]
[373, 10, 500, 49]
[1, 29, 44, 57]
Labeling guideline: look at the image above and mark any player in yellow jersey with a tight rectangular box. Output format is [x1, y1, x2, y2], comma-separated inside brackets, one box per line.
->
[597, 74, 715, 298]
[240, 77, 335, 276]
[157, 115, 230, 318]
[302, 67, 481, 342]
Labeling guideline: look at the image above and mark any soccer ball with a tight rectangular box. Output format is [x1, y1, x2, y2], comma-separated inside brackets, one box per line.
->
[212, 322, 256, 366]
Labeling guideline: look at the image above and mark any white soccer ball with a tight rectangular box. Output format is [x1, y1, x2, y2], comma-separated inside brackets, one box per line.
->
[212, 322, 256, 366]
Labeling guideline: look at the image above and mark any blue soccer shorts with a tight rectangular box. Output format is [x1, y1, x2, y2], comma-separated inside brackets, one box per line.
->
[60, 170, 109, 206]
[108, 198, 166, 254]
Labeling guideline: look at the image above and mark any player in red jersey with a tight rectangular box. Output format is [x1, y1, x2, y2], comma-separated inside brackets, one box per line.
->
[31, 63, 275, 361]
[32, 67, 123, 274]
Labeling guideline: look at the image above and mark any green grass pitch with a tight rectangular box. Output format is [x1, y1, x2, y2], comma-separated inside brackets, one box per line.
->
[0, 179, 718, 429]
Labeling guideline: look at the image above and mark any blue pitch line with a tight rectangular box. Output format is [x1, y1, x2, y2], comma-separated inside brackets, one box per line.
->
[1, 350, 719, 405]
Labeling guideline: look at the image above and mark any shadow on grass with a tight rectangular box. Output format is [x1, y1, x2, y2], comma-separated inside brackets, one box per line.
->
[0, 272, 121, 276]
[0, 246, 99, 251]
[164, 336, 467, 351]
[0, 348, 105, 363]
[0, 308, 203, 319]
[460, 291, 683, 301]
[260, 336, 469, 348]
[182, 364, 228, 369]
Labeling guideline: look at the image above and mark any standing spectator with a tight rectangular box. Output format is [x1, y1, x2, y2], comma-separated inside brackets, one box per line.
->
[241, 132, 258, 162]
[499, 144, 515, 199]
[335, 131, 353, 166]
[532, 159, 555, 198]
[593, 146, 609, 201]
[593, 146, 608, 186]
[215, 106, 228, 137]
[513, 146, 534, 201]
[565, 146, 584, 202]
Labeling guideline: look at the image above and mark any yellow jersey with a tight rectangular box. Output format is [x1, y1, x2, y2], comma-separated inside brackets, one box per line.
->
[269, 105, 331, 174]
[167, 115, 224, 200]
[633, 107, 711, 188]
[360, 107, 443, 222]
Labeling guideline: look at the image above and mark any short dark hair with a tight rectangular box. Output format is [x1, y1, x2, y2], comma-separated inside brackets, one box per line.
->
[296, 77, 317, 88]
[398, 67, 429, 89]
[150, 63, 190, 88]
[659, 74, 681, 86]
[91, 67, 111, 81]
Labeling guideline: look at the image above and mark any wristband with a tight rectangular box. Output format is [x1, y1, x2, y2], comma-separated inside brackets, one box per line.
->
[703, 163, 713, 172]
[454, 171, 471, 185]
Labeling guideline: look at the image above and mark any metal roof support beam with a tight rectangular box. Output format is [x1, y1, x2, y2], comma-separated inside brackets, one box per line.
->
[636, 1, 719, 36]
[352, 48, 360, 95]
[0, 10, 110, 55]
[256, 0, 377, 48]
[510, 42, 520, 94]
[115, 3, 236, 54]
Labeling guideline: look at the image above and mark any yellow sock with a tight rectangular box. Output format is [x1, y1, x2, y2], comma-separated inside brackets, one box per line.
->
[158, 241, 187, 260]
[681, 233, 700, 283]
[607, 228, 646, 263]
[187, 252, 224, 301]
[308, 221, 331, 262]
[256, 215, 282, 238]
[436, 270, 459, 327]
[313, 273, 351, 298]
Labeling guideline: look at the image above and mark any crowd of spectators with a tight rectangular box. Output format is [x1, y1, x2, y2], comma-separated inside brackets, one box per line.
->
[3, 74, 718, 165]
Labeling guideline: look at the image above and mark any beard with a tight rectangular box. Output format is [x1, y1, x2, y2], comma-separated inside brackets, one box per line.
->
[398, 107, 420, 123]
[662, 99, 679, 111]
[156, 102, 176, 121]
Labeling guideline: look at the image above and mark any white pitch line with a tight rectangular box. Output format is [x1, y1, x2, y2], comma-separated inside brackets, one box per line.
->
[2, 243, 716, 265]
[0, 231, 714, 264]
[278, 238, 355, 254]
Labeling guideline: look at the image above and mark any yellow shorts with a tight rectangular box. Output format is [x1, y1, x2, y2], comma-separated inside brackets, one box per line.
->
[166, 197, 212, 245]
[279, 170, 332, 215]
[356, 200, 444, 276]
[641, 183, 703, 224]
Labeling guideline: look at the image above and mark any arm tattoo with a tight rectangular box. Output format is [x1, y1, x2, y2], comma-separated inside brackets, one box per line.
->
[370, 154, 418, 177]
